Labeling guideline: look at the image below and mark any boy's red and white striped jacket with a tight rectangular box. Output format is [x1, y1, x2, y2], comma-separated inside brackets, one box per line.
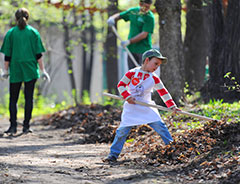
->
[117, 68, 176, 108]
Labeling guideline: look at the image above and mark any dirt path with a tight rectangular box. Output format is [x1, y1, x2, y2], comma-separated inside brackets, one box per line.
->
[0, 118, 176, 184]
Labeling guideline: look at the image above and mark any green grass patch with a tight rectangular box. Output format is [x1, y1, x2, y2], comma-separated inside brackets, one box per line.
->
[164, 95, 240, 130]
[199, 99, 240, 121]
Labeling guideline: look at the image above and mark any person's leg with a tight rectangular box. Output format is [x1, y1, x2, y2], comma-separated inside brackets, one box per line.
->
[127, 53, 142, 69]
[108, 126, 132, 159]
[23, 79, 37, 132]
[5, 82, 22, 133]
[148, 120, 173, 145]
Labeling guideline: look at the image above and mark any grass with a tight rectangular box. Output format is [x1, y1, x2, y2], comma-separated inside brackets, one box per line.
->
[162, 92, 240, 130]
[199, 99, 240, 121]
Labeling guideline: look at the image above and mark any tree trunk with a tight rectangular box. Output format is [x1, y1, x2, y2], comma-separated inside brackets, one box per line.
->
[63, 13, 77, 103]
[89, 15, 95, 93]
[184, 0, 209, 91]
[221, 0, 240, 94]
[201, 0, 240, 102]
[155, 0, 184, 104]
[105, 0, 118, 93]
[80, 12, 95, 98]
[81, 12, 87, 92]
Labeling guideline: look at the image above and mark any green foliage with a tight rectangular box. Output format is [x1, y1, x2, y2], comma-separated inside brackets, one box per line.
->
[0, 0, 62, 27]
[199, 99, 240, 121]
[181, 0, 187, 40]
[183, 82, 190, 96]
[0, 89, 9, 117]
[102, 90, 123, 107]
[82, 90, 91, 105]
[103, 96, 123, 107]
[168, 93, 240, 130]
[81, 90, 123, 106]
[126, 138, 135, 143]
[0, 88, 71, 118]
[224, 72, 240, 92]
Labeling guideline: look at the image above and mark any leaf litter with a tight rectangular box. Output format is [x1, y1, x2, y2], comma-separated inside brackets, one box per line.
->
[38, 104, 240, 184]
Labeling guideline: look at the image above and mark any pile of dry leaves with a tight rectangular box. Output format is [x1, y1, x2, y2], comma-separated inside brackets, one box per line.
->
[127, 120, 240, 183]
[39, 104, 240, 183]
[41, 104, 121, 143]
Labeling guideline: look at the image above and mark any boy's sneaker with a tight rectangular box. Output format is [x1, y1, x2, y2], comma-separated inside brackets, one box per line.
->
[4, 126, 17, 134]
[103, 155, 117, 163]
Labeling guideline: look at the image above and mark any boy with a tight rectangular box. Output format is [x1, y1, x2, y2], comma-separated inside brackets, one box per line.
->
[104, 48, 180, 162]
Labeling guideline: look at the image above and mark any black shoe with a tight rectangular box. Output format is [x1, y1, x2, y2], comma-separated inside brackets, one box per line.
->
[4, 126, 17, 134]
[22, 127, 32, 134]
[103, 155, 117, 163]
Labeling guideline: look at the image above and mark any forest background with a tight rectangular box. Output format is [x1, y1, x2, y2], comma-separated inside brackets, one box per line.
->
[0, 0, 239, 116]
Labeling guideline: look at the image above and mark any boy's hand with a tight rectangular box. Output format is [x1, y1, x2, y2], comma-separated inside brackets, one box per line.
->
[127, 97, 136, 104]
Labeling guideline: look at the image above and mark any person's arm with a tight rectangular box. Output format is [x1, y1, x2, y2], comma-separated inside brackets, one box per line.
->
[1, 60, 10, 79]
[121, 31, 149, 47]
[110, 13, 121, 22]
[4, 60, 9, 71]
[117, 70, 136, 104]
[153, 75, 177, 108]
[37, 56, 51, 82]
[107, 13, 121, 26]
[37, 57, 45, 72]
[153, 76, 181, 112]
[129, 31, 148, 44]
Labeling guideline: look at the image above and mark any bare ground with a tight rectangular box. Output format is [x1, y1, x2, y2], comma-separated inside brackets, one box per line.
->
[0, 118, 178, 184]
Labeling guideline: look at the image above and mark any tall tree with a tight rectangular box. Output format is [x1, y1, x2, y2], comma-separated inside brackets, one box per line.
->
[183, 0, 209, 91]
[221, 0, 240, 96]
[89, 14, 95, 93]
[105, 0, 118, 93]
[80, 8, 96, 98]
[201, 0, 240, 102]
[155, 0, 184, 104]
[63, 11, 77, 103]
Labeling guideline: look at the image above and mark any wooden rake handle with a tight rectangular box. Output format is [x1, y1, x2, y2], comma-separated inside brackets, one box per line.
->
[111, 26, 140, 67]
[103, 92, 218, 122]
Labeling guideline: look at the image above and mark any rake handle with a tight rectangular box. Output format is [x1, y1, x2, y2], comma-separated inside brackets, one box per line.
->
[103, 92, 217, 122]
[111, 26, 140, 67]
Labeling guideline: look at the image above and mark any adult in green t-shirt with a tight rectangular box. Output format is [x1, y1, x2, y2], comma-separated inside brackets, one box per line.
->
[107, 0, 154, 69]
[0, 8, 50, 134]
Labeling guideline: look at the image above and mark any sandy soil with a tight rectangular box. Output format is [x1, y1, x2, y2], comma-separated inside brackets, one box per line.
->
[0, 118, 177, 184]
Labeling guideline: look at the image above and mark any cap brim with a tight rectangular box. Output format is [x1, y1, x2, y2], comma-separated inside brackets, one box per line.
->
[156, 56, 168, 64]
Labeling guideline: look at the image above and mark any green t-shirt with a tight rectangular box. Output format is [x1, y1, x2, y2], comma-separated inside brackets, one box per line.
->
[0, 25, 45, 83]
[120, 7, 155, 54]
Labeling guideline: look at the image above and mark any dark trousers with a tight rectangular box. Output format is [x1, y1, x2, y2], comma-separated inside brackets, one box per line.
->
[9, 79, 37, 128]
[127, 53, 142, 70]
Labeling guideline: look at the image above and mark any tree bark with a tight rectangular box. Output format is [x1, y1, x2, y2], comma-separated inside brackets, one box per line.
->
[81, 13, 95, 95]
[63, 13, 77, 103]
[155, 0, 184, 104]
[201, 0, 240, 102]
[221, 0, 240, 91]
[184, 0, 209, 91]
[89, 15, 95, 92]
[81, 13, 88, 94]
[105, 0, 118, 93]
